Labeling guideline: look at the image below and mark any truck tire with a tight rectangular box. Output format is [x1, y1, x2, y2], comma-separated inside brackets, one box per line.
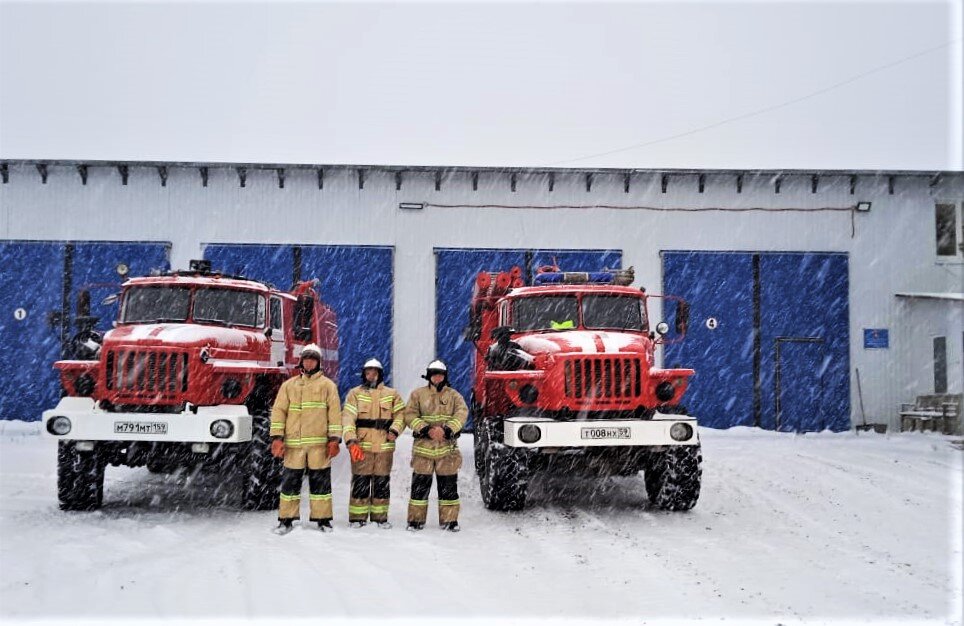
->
[57, 441, 105, 511]
[241, 411, 282, 510]
[645, 444, 702, 511]
[479, 421, 528, 511]
[471, 395, 484, 475]
[473, 428, 484, 476]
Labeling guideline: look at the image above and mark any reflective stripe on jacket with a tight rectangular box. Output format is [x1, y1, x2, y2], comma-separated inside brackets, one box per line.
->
[342, 383, 404, 454]
[270, 371, 342, 444]
[396, 385, 468, 459]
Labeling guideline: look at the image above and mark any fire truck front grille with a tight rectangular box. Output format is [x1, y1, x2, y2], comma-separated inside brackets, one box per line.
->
[105, 350, 189, 395]
[564, 357, 642, 400]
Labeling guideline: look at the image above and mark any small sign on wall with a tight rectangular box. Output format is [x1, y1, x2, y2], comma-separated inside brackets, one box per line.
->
[864, 328, 889, 349]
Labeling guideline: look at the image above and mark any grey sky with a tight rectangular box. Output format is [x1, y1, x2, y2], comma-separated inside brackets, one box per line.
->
[0, 1, 960, 170]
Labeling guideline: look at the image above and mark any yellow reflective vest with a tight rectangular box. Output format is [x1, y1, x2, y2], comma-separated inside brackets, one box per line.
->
[270, 371, 342, 445]
[394, 385, 468, 459]
[342, 383, 405, 454]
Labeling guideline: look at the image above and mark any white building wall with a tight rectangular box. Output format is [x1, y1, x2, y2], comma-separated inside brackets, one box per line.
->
[1, 163, 962, 429]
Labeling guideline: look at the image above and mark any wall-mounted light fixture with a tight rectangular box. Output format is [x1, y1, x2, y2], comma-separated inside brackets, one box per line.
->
[399, 202, 425, 210]
[855, 201, 872, 213]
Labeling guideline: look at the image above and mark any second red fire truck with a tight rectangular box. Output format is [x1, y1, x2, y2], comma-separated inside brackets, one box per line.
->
[467, 265, 702, 511]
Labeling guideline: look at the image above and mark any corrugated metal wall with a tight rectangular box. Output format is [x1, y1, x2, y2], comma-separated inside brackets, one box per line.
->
[1, 163, 961, 428]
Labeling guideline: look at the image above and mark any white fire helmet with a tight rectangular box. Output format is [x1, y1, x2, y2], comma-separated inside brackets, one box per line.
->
[363, 358, 384, 371]
[424, 359, 448, 387]
[300, 344, 323, 361]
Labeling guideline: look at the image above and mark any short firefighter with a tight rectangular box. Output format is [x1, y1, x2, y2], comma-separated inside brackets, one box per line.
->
[342, 358, 405, 528]
[390, 359, 468, 532]
[269, 343, 342, 534]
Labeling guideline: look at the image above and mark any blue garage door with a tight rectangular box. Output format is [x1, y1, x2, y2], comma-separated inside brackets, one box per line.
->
[203, 244, 394, 397]
[661, 252, 756, 429]
[663, 251, 849, 432]
[0, 241, 171, 422]
[434, 247, 622, 427]
[759, 253, 849, 432]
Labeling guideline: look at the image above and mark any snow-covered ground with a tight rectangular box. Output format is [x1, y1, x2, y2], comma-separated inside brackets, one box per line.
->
[0, 420, 961, 625]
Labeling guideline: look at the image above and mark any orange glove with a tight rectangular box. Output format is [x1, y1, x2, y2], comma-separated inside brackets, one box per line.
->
[270, 438, 285, 458]
[348, 443, 365, 463]
[327, 441, 341, 458]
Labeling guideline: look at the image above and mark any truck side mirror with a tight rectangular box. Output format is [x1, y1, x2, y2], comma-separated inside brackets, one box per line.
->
[464, 322, 481, 342]
[464, 308, 482, 342]
[675, 300, 690, 335]
[77, 289, 92, 318]
[293, 295, 314, 342]
[264, 327, 273, 338]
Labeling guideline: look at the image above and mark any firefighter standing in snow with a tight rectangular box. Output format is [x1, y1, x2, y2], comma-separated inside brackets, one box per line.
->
[389, 360, 468, 532]
[342, 358, 405, 528]
[270, 343, 342, 533]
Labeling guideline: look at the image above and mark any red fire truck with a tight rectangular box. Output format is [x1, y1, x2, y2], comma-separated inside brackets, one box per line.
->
[468, 265, 702, 511]
[41, 261, 338, 511]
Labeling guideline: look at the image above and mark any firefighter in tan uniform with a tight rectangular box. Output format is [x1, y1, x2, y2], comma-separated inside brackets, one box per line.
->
[389, 360, 467, 532]
[342, 358, 405, 529]
[269, 343, 342, 534]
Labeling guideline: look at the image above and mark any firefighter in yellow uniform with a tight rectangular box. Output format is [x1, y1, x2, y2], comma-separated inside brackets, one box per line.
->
[342, 358, 405, 528]
[389, 359, 467, 532]
[269, 343, 342, 534]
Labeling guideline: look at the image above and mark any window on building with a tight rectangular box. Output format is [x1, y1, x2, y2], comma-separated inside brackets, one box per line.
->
[934, 336, 947, 394]
[935, 203, 959, 257]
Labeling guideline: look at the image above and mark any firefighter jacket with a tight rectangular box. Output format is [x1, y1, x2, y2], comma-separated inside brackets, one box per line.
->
[342, 383, 405, 454]
[270, 371, 342, 446]
[393, 385, 468, 460]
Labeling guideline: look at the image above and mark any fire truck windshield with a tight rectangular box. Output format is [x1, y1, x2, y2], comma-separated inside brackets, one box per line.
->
[513, 296, 579, 331]
[121, 287, 191, 323]
[582, 295, 646, 331]
[193, 288, 265, 328]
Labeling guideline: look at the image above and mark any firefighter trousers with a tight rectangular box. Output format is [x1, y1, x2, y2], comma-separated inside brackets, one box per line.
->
[349, 451, 394, 523]
[279, 466, 332, 522]
[408, 450, 461, 525]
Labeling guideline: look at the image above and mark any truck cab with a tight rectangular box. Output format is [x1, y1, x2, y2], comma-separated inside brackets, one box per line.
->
[469, 266, 702, 511]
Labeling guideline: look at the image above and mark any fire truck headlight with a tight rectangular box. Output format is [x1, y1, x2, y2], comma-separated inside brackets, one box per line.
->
[221, 379, 242, 399]
[47, 416, 72, 436]
[210, 420, 234, 439]
[518, 424, 542, 444]
[655, 381, 675, 402]
[519, 384, 539, 404]
[670, 423, 693, 441]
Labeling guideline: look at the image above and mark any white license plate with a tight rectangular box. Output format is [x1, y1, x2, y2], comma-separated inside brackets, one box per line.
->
[114, 421, 168, 435]
[580, 426, 631, 440]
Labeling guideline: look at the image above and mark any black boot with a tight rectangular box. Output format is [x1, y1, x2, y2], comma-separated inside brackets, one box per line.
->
[406, 521, 425, 531]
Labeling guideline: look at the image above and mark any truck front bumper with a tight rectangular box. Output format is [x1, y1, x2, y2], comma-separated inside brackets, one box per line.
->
[502, 413, 699, 448]
[41, 397, 253, 444]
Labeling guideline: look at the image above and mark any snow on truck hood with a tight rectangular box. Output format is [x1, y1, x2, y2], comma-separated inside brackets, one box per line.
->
[105, 323, 265, 349]
[515, 330, 650, 355]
